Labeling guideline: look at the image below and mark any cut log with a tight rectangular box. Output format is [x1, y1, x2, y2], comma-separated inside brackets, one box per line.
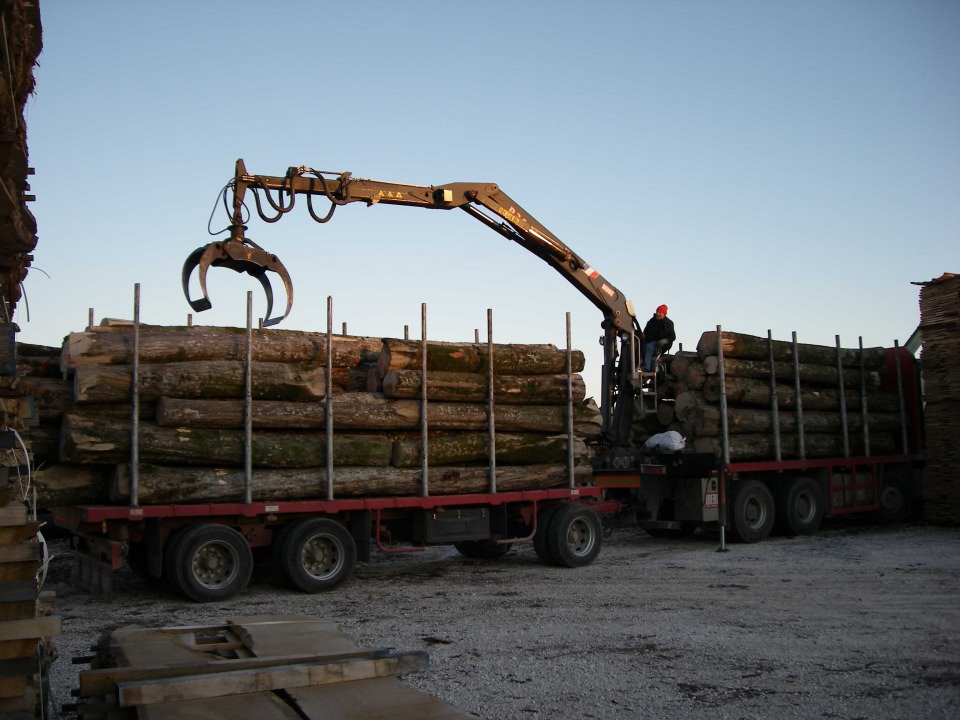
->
[62, 329, 382, 370]
[113, 463, 593, 503]
[667, 351, 698, 380]
[73, 361, 335, 403]
[701, 355, 881, 388]
[377, 339, 585, 377]
[32, 464, 114, 508]
[684, 404, 905, 437]
[702, 376, 899, 412]
[381, 369, 585, 405]
[14, 376, 72, 419]
[692, 432, 897, 461]
[673, 390, 707, 422]
[697, 331, 886, 368]
[155, 394, 595, 434]
[390, 432, 585, 468]
[59, 414, 392, 467]
[681, 361, 707, 391]
[656, 402, 676, 426]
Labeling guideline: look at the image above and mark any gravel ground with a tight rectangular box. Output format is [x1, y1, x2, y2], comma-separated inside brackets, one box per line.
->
[42, 521, 960, 720]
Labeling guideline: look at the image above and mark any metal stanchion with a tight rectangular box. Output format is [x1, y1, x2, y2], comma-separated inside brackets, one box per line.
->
[859, 337, 870, 457]
[792, 332, 806, 460]
[129, 285, 140, 507]
[893, 340, 908, 452]
[243, 292, 253, 504]
[326, 297, 334, 501]
[566, 312, 575, 489]
[768, 330, 781, 462]
[716, 325, 729, 552]
[835, 335, 850, 457]
[487, 309, 496, 494]
[420, 303, 429, 498]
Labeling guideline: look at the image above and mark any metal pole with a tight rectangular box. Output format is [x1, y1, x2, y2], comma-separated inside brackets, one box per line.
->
[716, 325, 729, 552]
[859, 337, 870, 457]
[326, 297, 334, 501]
[475, 328, 480, 344]
[893, 340, 908, 453]
[835, 335, 850, 457]
[420, 303, 429, 498]
[487, 309, 496, 494]
[566, 312, 575, 489]
[342, 321, 347, 336]
[88, 308, 94, 329]
[243, 292, 253, 504]
[129, 285, 140, 507]
[187, 313, 193, 327]
[792, 332, 805, 460]
[404, 324, 409, 341]
[768, 330, 781, 462]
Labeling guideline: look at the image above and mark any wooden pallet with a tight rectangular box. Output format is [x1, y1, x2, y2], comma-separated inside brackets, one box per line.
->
[74, 615, 473, 720]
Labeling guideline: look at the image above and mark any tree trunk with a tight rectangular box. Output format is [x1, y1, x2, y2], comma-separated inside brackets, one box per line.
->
[381, 369, 585, 405]
[73, 361, 335, 403]
[59, 413, 393, 467]
[692, 432, 896, 461]
[33, 464, 113, 508]
[684, 404, 904, 437]
[673, 390, 708, 422]
[390, 432, 585, 468]
[113, 463, 593, 503]
[15, 376, 72, 419]
[377, 339, 585, 377]
[697, 331, 886, 368]
[155, 393, 592, 434]
[62, 328, 382, 370]
[681, 361, 707, 390]
[667, 351, 698, 380]
[701, 355, 880, 388]
[702, 376, 899, 412]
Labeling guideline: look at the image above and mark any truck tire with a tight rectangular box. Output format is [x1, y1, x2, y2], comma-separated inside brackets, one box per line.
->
[872, 477, 910, 525]
[454, 540, 512, 559]
[279, 518, 356, 593]
[730, 480, 775, 543]
[545, 504, 602, 568]
[170, 524, 253, 602]
[533, 503, 563, 565]
[774, 476, 825, 536]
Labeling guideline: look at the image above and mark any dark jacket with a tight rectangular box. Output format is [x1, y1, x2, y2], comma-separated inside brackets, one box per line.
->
[643, 315, 676, 350]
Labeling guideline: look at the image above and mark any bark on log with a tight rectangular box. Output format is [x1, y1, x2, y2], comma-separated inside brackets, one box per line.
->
[33, 464, 113, 508]
[62, 329, 382, 370]
[73, 361, 335, 403]
[673, 391, 707, 422]
[15, 376, 72, 419]
[702, 376, 899, 412]
[377, 339, 585, 377]
[667, 351, 698, 380]
[692, 432, 896, 461]
[682, 361, 707, 391]
[701, 355, 881, 388]
[113, 463, 593, 503]
[381, 369, 586, 405]
[697, 331, 886, 368]
[155, 394, 597, 434]
[684, 404, 904, 437]
[59, 414, 392, 467]
[390, 432, 585, 468]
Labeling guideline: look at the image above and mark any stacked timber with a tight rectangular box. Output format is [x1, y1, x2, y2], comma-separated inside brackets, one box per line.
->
[0, 496, 60, 716]
[670, 330, 904, 462]
[917, 273, 960, 524]
[34, 322, 596, 505]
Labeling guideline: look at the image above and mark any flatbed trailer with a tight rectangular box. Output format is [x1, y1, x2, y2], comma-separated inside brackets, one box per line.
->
[51, 486, 610, 602]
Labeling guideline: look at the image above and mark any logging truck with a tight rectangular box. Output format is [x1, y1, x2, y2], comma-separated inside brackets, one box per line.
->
[50, 160, 922, 601]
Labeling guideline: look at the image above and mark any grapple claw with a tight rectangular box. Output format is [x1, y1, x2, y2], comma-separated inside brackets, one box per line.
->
[181, 240, 294, 326]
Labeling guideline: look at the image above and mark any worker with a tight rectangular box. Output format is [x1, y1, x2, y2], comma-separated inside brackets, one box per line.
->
[642, 304, 675, 371]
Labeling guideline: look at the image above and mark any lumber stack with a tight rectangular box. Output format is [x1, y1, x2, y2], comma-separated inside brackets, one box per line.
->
[0, 496, 60, 717]
[917, 273, 960, 523]
[74, 615, 472, 720]
[669, 330, 904, 461]
[21, 322, 597, 505]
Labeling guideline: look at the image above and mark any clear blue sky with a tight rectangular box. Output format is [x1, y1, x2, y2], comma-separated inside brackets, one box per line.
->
[20, 1, 959, 398]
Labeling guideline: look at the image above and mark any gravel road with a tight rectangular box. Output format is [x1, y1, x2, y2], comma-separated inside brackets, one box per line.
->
[43, 521, 960, 720]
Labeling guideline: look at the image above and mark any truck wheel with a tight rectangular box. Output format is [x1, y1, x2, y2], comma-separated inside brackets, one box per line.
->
[279, 518, 356, 593]
[872, 477, 910, 525]
[455, 540, 512, 559]
[545, 504, 602, 568]
[533, 504, 563, 565]
[730, 480, 775, 543]
[774, 476, 825, 536]
[171, 524, 253, 602]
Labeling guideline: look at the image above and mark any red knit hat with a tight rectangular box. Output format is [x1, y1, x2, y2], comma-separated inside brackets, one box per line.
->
[656, 304, 668, 315]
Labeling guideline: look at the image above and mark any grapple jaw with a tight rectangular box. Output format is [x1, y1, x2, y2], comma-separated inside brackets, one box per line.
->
[181, 239, 294, 327]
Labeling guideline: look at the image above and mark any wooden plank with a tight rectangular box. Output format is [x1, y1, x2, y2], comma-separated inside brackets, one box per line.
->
[0, 504, 27, 527]
[137, 689, 301, 720]
[0, 543, 39, 563]
[0, 616, 61, 642]
[80, 647, 394, 697]
[0, 523, 37, 544]
[117, 652, 428, 707]
[0, 581, 37, 604]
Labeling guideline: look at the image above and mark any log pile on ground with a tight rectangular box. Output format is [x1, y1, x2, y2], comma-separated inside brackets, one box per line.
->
[667, 330, 904, 461]
[19, 322, 597, 506]
[917, 273, 960, 524]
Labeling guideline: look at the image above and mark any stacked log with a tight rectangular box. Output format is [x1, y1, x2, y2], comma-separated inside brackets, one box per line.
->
[670, 331, 904, 462]
[27, 322, 596, 505]
[917, 273, 960, 523]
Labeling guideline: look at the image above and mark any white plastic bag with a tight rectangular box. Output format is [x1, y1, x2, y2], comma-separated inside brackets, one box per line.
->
[644, 431, 686, 453]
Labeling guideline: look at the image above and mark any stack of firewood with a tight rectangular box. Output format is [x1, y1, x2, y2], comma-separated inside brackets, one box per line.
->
[20, 322, 597, 506]
[917, 273, 960, 523]
[669, 330, 903, 461]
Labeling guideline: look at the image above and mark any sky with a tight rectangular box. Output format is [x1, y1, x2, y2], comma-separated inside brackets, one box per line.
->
[19, 1, 960, 399]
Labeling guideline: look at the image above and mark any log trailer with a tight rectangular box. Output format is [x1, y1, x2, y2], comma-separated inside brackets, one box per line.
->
[51, 160, 923, 601]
